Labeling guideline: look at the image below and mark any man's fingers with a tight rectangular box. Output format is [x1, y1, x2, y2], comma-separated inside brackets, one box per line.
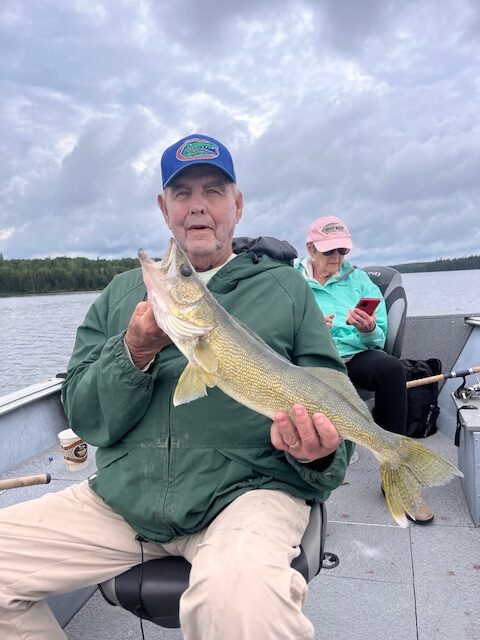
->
[270, 423, 289, 451]
[132, 302, 163, 334]
[270, 423, 301, 451]
[271, 406, 341, 461]
[134, 301, 150, 316]
[273, 405, 321, 454]
[125, 300, 171, 361]
[311, 413, 341, 449]
[290, 404, 319, 449]
[272, 410, 300, 447]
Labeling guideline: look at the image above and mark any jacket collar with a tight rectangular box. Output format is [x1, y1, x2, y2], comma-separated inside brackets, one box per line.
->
[207, 252, 289, 294]
[296, 257, 356, 286]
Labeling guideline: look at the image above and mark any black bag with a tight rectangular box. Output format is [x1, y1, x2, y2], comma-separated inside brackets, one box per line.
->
[400, 358, 442, 438]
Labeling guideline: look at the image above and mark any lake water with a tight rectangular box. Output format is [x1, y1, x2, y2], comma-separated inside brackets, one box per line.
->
[1, 269, 479, 398]
[0, 292, 101, 397]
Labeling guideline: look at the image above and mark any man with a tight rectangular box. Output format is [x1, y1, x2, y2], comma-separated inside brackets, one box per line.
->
[0, 134, 353, 640]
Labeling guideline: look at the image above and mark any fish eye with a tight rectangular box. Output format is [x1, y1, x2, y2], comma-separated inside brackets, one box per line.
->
[180, 263, 193, 277]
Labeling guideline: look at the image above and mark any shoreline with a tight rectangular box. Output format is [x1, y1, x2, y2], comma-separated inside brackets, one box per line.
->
[0, 290, 103, 299]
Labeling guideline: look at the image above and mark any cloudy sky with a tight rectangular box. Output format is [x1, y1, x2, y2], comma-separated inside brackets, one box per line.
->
[1, 0, 479, 266]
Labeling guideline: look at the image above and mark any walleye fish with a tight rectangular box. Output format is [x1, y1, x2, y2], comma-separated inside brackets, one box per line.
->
[138, 239, 461, 527]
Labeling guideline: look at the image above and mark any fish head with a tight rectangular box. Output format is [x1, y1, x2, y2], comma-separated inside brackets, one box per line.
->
[138, 239, 215, 342]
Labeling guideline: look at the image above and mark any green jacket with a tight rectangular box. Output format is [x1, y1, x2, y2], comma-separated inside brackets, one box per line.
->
[62, 252, 353, 543]
[295, 258, 388, 359]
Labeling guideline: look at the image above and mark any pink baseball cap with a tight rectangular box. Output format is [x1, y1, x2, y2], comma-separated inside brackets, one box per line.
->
[306, 215, 353, 252]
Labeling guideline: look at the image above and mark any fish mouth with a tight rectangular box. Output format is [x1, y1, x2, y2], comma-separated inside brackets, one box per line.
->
[138, 239, 197, 303]
[137, 240, 176, 308]
[161, 238, 196, 283]
[139, 238, 181, 279]
[138, 240, 212, 339]
[157, 238, 176, 271]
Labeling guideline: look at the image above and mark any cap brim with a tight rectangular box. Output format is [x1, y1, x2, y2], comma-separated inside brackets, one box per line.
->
[163, 161, 236, 188]
[312, 237, 353, 252]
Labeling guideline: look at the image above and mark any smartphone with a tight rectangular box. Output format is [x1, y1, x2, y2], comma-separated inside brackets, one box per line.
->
[355, 297, 381, 315]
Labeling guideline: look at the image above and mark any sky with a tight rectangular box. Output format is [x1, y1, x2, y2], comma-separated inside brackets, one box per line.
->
[1, 0, 479, 266]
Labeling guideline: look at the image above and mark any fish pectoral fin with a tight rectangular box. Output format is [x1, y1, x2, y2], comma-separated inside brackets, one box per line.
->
[192, 340, 219, 375]
[173, 363, 217, 406]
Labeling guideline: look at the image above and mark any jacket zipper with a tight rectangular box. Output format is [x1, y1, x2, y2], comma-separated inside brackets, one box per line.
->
[160, 384, 173, 525]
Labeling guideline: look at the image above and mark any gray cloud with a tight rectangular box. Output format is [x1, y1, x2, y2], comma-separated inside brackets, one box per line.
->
[1, 0, 479, 266]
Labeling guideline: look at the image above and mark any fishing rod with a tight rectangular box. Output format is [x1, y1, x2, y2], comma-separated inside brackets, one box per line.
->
[0, 473, 51, 491]
[406, 365, 480, 395]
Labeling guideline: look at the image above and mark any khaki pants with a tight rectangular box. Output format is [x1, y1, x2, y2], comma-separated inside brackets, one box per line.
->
[0, 481, 313, 639]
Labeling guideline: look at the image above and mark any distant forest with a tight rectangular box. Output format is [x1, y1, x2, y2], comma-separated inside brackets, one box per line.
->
[0, 252, 479, 296]
[0, 255, 139, 296]
[390, 254, 480, 273]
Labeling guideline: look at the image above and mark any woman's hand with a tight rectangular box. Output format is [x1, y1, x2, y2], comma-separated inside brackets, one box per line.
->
[324, 314, 334, 329]
[346, 308, 376, 333]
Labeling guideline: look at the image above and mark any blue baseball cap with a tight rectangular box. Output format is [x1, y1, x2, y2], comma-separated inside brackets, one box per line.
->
[161, 134, 236, 188]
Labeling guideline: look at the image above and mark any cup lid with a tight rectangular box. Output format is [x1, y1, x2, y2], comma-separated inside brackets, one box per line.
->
[58, 428, 79, 440]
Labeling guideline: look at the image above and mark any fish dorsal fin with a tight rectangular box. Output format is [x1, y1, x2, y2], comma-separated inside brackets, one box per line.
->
[306, 367, 372, 421]
[173, 362, 218, 406]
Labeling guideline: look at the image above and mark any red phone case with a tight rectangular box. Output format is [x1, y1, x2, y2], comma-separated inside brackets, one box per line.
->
[355, 298, 380, 315]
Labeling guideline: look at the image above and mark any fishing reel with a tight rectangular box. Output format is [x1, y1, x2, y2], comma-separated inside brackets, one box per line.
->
[454, 377, 480, 401]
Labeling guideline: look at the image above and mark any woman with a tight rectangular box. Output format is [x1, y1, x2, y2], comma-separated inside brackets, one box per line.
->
[295, 215, 434, 524]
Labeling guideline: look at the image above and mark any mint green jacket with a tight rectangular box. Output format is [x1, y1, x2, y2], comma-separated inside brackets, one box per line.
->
[62, 253, 353, 543]
[294, 258, 388, 359]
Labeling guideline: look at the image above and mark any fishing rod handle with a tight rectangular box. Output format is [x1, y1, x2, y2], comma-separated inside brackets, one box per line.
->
[406, 365, 480, 388]
[406, 374, 444, 388]
[0, 473, 51, 491]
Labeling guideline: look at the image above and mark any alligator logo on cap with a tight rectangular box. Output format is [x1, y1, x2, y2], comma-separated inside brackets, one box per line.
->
[176, 138, 220, 162]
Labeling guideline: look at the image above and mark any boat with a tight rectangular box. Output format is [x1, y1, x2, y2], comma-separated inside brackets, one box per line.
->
[1, 300, 479, 639]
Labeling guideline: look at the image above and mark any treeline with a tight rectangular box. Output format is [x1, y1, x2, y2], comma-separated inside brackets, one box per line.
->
[0, 252, 479, 296]
[391, 254, 480, 273]
[0, 256, 139, 296]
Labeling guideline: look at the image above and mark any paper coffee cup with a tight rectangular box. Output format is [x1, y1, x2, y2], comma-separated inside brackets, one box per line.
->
[58, 428, 88, 471]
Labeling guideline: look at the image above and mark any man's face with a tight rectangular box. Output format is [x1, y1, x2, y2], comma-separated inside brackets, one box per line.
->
[158, 166, 243, 271]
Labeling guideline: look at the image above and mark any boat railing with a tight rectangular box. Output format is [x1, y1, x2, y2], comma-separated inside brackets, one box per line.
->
[0, 377, 63, 417]
[0, 377, 68, 474]
[465, 315, 480, 327]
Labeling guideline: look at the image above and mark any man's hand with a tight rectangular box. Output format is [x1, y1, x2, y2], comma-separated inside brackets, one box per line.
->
[270, 404, 341, 462]
[125, 302, 172, 369]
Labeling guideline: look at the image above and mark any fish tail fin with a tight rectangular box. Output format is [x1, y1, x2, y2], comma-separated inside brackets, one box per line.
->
[380, 436, 463, 527]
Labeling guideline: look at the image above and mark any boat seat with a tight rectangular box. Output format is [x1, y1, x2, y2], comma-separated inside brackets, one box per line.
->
[362, 266, 407, 359]
[356, 266, 407, 405]
[98, 501, 337, 629]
